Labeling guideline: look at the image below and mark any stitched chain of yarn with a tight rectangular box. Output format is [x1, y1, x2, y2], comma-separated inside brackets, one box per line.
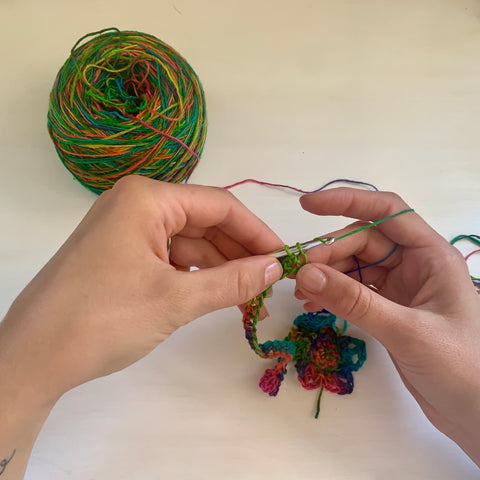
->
[242, 243, 308, 395]
[48, 28, 206, 195]
[242, 243, 368, 416]
[242, 209, 414, 416]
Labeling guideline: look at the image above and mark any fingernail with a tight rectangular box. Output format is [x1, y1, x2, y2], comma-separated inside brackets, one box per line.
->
[301, 265, 327, 293]
[265, 261, 283, 285]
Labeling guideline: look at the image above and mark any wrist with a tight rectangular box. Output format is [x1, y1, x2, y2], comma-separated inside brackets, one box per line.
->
[0, 333, 57, 480]
[438, 388, 480, 468]
[452, 428, 480, 468]
[0, 315, 62, 414]
[452, 409, 480, 467]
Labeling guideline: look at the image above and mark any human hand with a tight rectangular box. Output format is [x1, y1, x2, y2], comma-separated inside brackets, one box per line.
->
[294, 188, 480, 466]
[0, 176, 286, 478]
[0, 176, 283, 405]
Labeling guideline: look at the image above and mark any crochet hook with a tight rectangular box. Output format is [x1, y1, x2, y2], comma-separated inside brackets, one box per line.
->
[268, 237, 335, 260]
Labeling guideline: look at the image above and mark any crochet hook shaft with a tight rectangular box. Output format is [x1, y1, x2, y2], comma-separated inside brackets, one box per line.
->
[269, 237, 335, 259]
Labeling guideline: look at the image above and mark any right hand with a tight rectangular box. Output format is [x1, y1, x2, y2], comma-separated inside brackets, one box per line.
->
[294, 188, 480, 467]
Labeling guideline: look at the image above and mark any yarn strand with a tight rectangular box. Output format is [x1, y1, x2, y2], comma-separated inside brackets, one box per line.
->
[332, 209, 414, 242]
[450, 234, 480, 247]
[450, 235, 480, 288]
[242, 208, 414, 414]
[223, 178, 379, 194]
[315, 386, 324, 419]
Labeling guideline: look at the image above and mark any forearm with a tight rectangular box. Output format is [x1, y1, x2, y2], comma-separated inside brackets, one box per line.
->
[0, 320, 57, 479]
[0, 403, 51, 479]
[458, 433, 480, 468]
[450, 406, 480, 468]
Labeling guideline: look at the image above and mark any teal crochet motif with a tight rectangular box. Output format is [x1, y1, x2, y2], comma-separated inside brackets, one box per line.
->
[258, 310, 366, 417]
[242, 209, 417, 417]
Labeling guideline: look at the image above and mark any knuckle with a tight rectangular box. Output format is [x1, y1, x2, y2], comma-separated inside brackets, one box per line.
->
[439, 244, 466, 270]
[350, 220, 369, 230]
[204, 227, 221, 245]
[98, 189, 111, 200]
[214, 187, 236, 205]
[343, 283, 372, 321]
[378, 191, 410, 219]
[95, 188, 112, 207]
[235, 269, 255, 303]
[194, 183, 232, 198]
[111, 175, 157, 215]
[113, 174, 149, 192]
[383, 191, 404, 204]
[222, 188, 235, 200]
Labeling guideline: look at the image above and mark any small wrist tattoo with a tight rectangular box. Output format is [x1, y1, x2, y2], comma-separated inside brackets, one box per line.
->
[0, 450, 16, 476]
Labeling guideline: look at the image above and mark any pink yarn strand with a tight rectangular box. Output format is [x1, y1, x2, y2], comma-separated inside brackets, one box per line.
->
[465, 249, 480, 261]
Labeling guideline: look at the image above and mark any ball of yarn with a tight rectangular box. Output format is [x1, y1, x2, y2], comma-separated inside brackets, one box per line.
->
[47, 28, 207, 194]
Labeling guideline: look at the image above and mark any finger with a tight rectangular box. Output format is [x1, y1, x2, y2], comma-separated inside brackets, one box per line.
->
[306, 221, 399, 268]
[344, 266, 389, 289]
[154, 181, 283, 253]
[173, 227, 253, 260]
[301, 269, 385, 311]
[295, 263, 415, 350]
[300, 188, 443, 247]
[170, 261, 191, 272]
[111, 177, 283, 256]
[170, 237, 271, 319]
[303, 300, 324, 312]
[168, 256, 283, 321]
[324, 251, 392, 288]
[169, 236, 227, 268]
[294, 289, 307, 300]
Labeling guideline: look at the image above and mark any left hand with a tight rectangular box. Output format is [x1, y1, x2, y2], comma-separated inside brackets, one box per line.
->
[0, 175, 283, 405]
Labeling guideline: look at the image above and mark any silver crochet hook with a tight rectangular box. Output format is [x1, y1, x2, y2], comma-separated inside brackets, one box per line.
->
[269, 236, 335, 260]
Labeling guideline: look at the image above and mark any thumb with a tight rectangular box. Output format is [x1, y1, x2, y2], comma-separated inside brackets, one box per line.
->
[171, 256, 283, 318]
[296, 263, 414, 349]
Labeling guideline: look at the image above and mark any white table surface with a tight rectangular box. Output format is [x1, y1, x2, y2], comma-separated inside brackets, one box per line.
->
[1, 0, 479, 478]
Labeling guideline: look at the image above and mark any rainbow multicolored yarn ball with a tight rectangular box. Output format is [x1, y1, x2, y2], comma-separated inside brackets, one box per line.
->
[47, 28, 207, 194]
